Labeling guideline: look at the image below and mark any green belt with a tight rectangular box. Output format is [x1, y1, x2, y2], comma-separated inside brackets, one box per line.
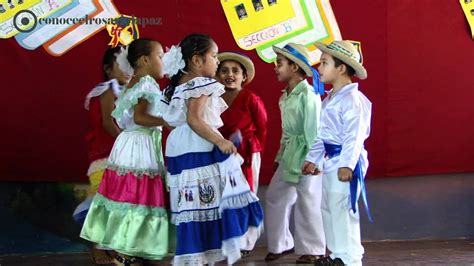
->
[125, 127, 165, 178]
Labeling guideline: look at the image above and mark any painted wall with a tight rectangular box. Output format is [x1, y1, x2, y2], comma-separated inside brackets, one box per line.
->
[1, 1, 473, 182]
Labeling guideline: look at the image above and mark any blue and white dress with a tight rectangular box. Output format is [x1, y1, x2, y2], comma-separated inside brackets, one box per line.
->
[162, 77, 264, 265]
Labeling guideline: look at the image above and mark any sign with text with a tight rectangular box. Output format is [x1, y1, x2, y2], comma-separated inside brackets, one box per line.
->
[221, 0, 341, 64]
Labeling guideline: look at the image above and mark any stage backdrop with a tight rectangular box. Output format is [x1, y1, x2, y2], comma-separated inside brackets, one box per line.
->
[1, 0, 473, 183]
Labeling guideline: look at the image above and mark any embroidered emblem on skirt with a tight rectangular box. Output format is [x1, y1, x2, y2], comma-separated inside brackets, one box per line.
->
[199, 180, 216, 205]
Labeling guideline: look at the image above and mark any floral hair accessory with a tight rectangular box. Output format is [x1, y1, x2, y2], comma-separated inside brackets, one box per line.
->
[162, 45, 186, 77]
[115, 46, 134, 77]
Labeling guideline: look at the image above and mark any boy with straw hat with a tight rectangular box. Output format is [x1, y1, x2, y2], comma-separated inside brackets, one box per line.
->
[303, 40, 372, 266]
[265, 43, 326, 264]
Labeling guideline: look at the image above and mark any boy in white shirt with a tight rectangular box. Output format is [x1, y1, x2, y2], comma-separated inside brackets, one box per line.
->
[303, 40, 372, 266]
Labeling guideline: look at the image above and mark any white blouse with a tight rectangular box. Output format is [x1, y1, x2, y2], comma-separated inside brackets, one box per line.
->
[161, 77, 227, 128]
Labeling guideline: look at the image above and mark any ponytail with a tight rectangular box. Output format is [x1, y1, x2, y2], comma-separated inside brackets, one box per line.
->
[164, 70, 185, 101]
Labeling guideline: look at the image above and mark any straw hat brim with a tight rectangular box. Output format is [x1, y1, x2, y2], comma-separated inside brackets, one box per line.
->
[218, 52, 255, 85]
[315, 42, 367, 80]
[272, 46, 313, 77]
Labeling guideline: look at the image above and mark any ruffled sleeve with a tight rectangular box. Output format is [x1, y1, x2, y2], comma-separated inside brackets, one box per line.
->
[169, 77, 225, 106]
[162, 77, 227, 127]
[84, 79, 122, 110]
[112, 75, 162, 124]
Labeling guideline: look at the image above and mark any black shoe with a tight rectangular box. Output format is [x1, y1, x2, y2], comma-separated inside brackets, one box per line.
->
[264, 247, 295, 262]
[296, 255, 325, 264]
[240, 249, 252, 258]
[314, 256, 345, 266]
[114, 253, 141, 266]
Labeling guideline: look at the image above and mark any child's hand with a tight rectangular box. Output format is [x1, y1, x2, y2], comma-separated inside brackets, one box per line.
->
[302, 161, 320, 175]
[338, 167, 353, 182]
[217, 139, 237, 154]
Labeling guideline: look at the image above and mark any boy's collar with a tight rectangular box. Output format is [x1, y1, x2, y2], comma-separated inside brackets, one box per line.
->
[283, 79, 310, 95]
[327, 83, 359, 99]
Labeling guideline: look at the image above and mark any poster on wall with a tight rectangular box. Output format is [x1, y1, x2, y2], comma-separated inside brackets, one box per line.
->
[221, 0, 341, 64]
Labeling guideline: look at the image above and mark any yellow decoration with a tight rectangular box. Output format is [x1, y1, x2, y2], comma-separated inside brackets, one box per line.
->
[106, 14, 139, 47]
[221, 0, 298, 50]
[0, 0, 41, 22]
[460, 0, 474, 38]
[0, 0, 72, 39]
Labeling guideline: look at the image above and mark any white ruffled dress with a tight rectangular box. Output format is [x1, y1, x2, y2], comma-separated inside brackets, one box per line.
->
[162, 77, 264, 265]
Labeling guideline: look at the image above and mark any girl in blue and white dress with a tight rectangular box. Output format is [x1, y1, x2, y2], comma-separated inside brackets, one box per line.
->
[161, 33, 264, 265]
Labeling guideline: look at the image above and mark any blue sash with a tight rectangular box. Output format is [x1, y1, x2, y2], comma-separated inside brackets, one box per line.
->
[324, 143, 373, 222]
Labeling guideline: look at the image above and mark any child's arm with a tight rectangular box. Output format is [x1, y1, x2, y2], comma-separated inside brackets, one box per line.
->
[338, 96, 371, 181]
[99, 89, 121, 138]
[303, 140, 324, 175]
[133, 99, 166, 127]
[273, 135, 285, 171]
[303, 92, 320, 155]
[187, 95, 237, 154]
[306, 140, 325, 165]
[273, 94, 285, 170]
[300, 92, 321, 175]
[249, 94, 268, 153]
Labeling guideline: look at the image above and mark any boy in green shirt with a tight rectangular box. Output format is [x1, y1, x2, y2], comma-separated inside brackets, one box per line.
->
[264, 43, 326, 264]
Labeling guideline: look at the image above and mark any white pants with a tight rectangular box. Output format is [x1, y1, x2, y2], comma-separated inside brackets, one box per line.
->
[265, 165, 326, 255]
[250, 152, 261, 192]
[322, 170, 364, 266]
[241, 152, 262, 251]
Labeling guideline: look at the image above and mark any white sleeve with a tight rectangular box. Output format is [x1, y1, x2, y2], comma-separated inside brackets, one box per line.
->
[338, 94, 371, 170]
[306, 138, 325, 165]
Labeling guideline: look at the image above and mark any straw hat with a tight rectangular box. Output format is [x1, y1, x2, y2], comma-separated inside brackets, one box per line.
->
[217, 52, 255, 85]
[272, 43, 313, 77]
[315, 40, 367, 80]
